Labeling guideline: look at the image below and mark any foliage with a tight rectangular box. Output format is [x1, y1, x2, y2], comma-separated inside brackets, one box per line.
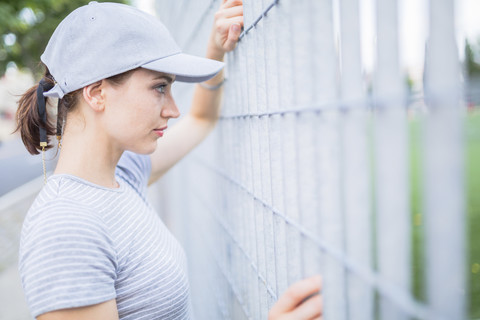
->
[465, 39, 480, 78]
[0, 0, 129, 77]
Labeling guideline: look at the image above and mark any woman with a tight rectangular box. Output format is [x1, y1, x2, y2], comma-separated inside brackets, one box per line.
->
[16, 1, 322, 319]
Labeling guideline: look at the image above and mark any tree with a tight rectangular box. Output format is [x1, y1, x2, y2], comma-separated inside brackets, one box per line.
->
[465, 39, 480, 78]
[0, 0, 128, 77]
[464, 39, 480, 107]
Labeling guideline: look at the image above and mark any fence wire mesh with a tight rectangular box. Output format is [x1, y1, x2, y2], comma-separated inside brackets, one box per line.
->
[150, 0, 468, 319]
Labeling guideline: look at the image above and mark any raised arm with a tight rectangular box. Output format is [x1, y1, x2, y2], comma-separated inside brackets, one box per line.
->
[149, 0, 244, 184]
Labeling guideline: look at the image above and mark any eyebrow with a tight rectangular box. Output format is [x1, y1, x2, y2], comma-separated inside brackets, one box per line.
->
[154, 75, 175, 83]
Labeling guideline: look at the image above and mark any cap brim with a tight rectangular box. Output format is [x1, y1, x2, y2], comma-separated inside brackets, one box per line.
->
[141, 53, 224, 83]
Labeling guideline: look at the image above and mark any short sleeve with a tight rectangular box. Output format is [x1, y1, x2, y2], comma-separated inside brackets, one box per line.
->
[115, 151, 152, 195]
[19, 200, 117, 318]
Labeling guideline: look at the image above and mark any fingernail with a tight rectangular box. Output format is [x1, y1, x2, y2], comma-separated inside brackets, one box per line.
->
[232, 24, 240, 32]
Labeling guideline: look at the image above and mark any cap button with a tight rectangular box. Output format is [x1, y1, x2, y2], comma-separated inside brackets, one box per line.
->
[88, 1, 98, 5]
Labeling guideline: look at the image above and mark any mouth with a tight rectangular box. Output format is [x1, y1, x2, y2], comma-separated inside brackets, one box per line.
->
[153, 126, 167, 137]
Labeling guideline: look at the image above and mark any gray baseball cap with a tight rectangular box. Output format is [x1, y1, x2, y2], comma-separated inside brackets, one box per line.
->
[42, 1, 224, 99]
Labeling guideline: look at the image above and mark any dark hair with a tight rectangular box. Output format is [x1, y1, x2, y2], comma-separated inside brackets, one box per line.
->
[15, 65, 137, 155]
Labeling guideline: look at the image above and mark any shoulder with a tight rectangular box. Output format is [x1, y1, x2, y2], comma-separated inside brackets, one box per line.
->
[21, 179, 115, 258]
[21, 195, 113, 258]
[19, 195, 118, 318]
[25, 182, 110, 234]
[35, 197, 107, 227]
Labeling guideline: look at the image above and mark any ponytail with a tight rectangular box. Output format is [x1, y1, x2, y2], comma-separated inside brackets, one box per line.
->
[15, 66, 134, 155]
[15, 68, 56, 155]
[15, 66, 80, 155]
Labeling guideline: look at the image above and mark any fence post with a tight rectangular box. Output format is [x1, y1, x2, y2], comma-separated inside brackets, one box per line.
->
[374, 0, 410, 319]
[339, 0, 373, 318]
[424, 0, 466, 318]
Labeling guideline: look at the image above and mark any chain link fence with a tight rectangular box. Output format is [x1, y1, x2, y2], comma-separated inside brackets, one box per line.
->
[150, 0, 471, 319]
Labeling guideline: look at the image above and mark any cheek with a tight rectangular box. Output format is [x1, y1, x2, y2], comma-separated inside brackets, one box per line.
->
[102, 98, 138, 138]
[134, 94, 165, 123]
[104, 89, 163, 138]
[120, 101, 161, 137]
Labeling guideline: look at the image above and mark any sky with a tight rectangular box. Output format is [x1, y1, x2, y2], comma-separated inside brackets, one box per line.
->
[134, 0, 155, 15]
[460, 0, 480, 39]
[359, 0, 480, 79]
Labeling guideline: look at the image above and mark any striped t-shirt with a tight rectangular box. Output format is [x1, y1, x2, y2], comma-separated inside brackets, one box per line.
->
[19, 151, 192, 319]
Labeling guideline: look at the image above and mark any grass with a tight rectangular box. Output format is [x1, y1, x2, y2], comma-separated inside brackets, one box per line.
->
[409, 110, 480, 318]
[466, 111, 480, 318]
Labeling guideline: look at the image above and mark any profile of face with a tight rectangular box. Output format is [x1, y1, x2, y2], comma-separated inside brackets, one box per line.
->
[82, 68, 180, 155]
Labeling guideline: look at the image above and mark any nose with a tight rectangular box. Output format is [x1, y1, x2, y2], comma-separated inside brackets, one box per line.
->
[161, 96, 180, 119]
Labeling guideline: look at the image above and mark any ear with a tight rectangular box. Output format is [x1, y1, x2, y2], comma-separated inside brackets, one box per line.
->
[82, 80, 105, 112]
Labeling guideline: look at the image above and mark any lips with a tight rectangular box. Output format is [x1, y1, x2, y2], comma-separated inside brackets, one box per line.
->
[153, 126, 167, 137]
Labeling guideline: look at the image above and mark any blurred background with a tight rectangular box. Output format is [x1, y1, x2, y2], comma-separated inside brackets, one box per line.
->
[0, 0, 479, 319]
[0, 1, 131, 318]
[0, 0, 131, 194]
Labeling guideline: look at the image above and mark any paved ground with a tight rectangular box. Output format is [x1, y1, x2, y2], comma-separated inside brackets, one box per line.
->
[0, 264, 31, 320]
[0, 174, 42, 320]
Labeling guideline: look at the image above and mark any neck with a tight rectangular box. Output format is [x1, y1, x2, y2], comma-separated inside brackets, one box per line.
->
[54, 120, 123, 189]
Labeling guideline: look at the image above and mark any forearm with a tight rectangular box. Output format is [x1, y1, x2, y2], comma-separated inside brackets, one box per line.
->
[189, 0, 243, 121]
[148, 0, 243, 184]
[189, 45, 226, 122]
[149, 49, 227, 184]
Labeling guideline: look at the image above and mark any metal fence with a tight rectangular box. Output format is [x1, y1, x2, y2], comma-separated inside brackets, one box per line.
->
[150, 0, 468, 319]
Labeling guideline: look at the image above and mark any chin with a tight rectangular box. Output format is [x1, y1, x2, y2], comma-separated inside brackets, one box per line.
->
[127, 141, 157, 155]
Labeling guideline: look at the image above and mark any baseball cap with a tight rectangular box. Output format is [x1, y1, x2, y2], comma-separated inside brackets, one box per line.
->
[41, 1, 224, 99]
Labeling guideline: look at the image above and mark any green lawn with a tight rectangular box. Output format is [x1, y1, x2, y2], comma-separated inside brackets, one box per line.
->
[410, 110, 480, 318]
[465, 111, 480, 318]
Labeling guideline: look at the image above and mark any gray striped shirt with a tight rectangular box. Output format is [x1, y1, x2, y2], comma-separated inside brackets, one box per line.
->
[19, 151, 192, 319]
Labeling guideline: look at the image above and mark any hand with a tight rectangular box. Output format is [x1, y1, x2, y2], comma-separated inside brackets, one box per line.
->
[208, 0, 244, 57]
[268, 275, 323, 320]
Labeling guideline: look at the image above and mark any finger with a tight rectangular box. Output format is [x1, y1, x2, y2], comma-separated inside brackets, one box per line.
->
[270, 275, 322, 315]
[215, 5, 243, 19]
[215, 16, 244, 35]
[289, 294, 323, 319]
[223, 23, 242, 51]
[221, 0, 243, 9]
[230, 16, 244, 28]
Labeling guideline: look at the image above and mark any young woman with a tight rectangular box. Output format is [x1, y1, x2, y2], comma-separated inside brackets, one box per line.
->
[16, 1, 322, 319]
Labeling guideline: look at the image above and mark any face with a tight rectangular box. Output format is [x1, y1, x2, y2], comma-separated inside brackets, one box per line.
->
[100, 68, 180, 154]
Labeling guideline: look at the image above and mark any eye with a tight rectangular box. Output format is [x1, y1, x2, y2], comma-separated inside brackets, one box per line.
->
[154, 84, 168, 94]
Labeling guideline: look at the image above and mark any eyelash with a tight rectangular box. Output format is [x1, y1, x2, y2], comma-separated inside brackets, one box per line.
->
[154, 83, 168, 94]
